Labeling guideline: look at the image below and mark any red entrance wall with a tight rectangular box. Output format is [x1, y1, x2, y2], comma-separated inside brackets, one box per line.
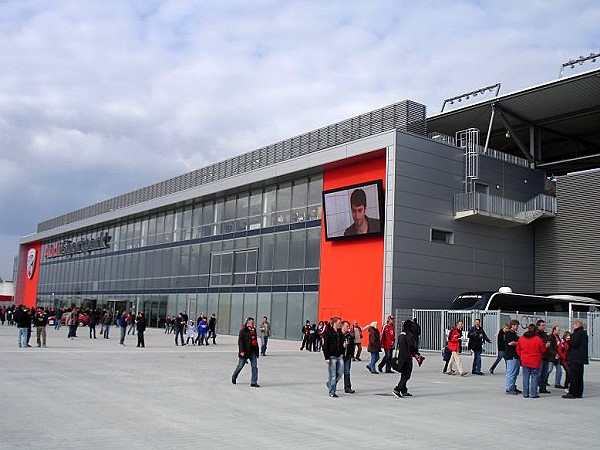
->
[318, 151, 386, 331]
[19, 242, 41, 308]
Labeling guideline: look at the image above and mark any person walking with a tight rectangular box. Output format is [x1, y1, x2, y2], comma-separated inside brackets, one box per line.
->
[392, 320, 419, 398]
[446, 321, 467, 376]
[341, 320, 355, 394]
[323, 317, 344, 398]
[207, 313, 217, 344]
[103, 310, 113, 339]
[504, 319, 522, 395]
[66, 308, 79, 340]
[351, 320, 363, 361]
[174, 313, 185, 346]
[563, 320, 589, 399]
[378, 315, 395, 373]
[467, 318, 491, 375]
[33, 307, 48, 348]
[127, 311, 136, 335]
[54, 308, 63, 331]
[136, 311, 146, 348]
[231, 317, 260, 387]
[88, 310, 98, 339]
[117, 311, 128, 346]
[489, 323, 509, 374]
[197, 316, 209, 345]
[300, 320, 311, 351]
[259, 316, 271, 356]
[14, 305, 30, 348]
[185, 320, 197, 345]
[517, 324, 547, 398]
[365, 321, 381, 374]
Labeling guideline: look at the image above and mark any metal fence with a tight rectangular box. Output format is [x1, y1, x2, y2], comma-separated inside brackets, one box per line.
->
[395, 308, 599, 360]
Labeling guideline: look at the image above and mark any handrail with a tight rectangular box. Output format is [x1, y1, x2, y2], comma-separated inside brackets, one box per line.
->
[454, 192, 556, 219]
[428, 131, 530, 168]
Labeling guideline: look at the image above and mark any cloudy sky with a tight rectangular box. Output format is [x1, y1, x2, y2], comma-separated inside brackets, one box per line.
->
[1, 0, 599, 280]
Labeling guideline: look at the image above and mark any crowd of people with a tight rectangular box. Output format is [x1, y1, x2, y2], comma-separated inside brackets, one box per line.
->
[6, 304, 149, 348]
[290, 315, 423, 398]
[4, 303, 591, 400]
[442, 318, 589, 399]
[164, 312, 218, 346]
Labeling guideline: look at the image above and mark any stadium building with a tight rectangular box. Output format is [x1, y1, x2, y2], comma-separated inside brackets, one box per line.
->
[15, 67, 600, 338]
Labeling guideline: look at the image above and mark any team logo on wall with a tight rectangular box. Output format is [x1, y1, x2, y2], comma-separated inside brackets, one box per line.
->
[26, 248, 37, 280]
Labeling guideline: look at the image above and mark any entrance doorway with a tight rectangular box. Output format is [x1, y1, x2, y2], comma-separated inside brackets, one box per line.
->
[107, 300, 131, 318]
[143, 300, 167, 328]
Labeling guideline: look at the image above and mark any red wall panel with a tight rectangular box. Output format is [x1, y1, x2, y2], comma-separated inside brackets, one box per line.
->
[20, 242, 41, 308]
[319, 151, 386, 331]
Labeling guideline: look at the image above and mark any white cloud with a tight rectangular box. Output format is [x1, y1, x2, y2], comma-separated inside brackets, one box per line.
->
[0, 0, 599, 277]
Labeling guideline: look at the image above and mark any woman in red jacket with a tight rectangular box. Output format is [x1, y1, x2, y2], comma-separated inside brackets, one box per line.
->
[516, 324, 547, 398]
[558, 331, 571, 392]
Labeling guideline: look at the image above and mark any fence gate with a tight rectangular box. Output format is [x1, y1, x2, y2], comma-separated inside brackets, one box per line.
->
[400, 308, 597, 360]
[404, 309, 500, 357]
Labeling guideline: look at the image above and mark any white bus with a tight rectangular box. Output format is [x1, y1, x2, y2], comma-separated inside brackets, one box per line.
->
[450, 290, 600, 313]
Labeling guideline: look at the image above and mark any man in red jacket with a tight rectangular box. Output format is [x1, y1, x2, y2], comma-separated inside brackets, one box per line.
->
[378, 315, 395, 373]
[446, 322, 467, 376]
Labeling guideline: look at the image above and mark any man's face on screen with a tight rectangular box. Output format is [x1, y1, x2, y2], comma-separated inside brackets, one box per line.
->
[351, 204, 366, 229]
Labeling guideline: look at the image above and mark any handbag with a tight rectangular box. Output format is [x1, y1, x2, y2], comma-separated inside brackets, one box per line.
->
[391, 352, 403, 372]
[414, 354, 425, 367]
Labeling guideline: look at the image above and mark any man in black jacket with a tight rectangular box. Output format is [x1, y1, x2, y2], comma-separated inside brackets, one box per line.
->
[300, 320, 311, 351]
[174, 313, 185, 346]
[504, 319, 522, 395]
[14, 305, 31, 348]
[536, 319, 553, 394]
[231, 317, 260, 387]
[33, 307, 48, 348]
[207, 313, 217, 344]
[467, 319, 491, 375]
[341, 321, 355, 394]
[136, 312, 147, 348]
[392, 320, 419, 398]
[563, 320, 589, 399]
[323, 317, 344, 398]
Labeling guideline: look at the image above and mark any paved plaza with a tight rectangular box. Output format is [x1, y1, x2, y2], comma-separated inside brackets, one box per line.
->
[1, 324, 599, 449]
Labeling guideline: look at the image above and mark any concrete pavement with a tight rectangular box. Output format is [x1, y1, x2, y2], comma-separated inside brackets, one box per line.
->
[1, 324, 599, 449]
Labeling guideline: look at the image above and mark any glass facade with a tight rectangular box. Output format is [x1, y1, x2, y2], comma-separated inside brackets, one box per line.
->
[36, 174, 323, 339]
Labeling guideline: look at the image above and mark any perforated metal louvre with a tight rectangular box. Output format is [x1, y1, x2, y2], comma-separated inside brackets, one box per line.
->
[38, 100, 426, 232]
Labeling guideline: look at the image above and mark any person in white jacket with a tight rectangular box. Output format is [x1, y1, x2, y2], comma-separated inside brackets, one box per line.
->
[185, 320, 197, 345]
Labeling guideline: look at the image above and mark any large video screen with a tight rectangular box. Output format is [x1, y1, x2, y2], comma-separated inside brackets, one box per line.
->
[322, 179, 384, 242]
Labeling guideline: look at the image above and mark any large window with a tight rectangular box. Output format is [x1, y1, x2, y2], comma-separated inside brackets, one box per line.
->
[38, 173, 323, 298]
[210, 249, 258, 287]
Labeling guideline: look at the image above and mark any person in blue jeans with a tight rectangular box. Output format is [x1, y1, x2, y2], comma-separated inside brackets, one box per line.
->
[517, 323, 547, 398]
[323, 317, 344, 397]
[467, 319, 491, 375]
[231, 317, 260, 387]
[366, 322, 381, 374]
[341, 320, 356, 394]
[117, 311, 128, 346]
[490, 323, 509, 374]
[504, 320, 522, 395]
[259, 316, 271, 356]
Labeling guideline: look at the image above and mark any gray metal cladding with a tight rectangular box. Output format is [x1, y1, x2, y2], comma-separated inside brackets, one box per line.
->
[535, 170, 600, 293]
[38, 100, 426, 233]
[392, 134, 536, 310]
